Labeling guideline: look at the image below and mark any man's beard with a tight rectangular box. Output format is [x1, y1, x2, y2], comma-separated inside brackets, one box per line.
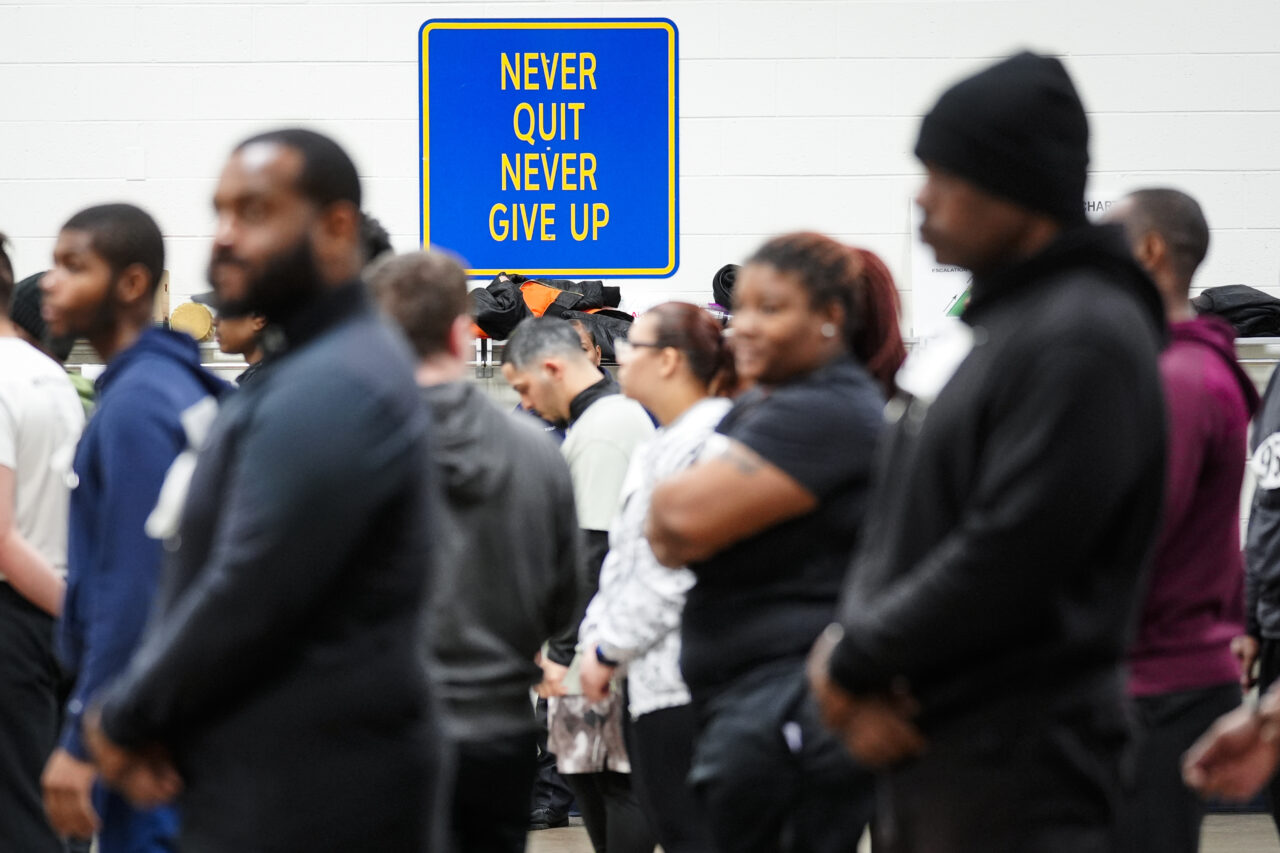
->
[63, 285, 120, 343]
[207, 234, 324, 323]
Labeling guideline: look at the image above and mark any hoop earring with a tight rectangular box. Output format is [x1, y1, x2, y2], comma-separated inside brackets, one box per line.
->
[821, 322, 837, 339]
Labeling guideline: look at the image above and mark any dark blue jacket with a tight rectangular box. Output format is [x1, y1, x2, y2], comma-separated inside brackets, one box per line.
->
[58, 328, 228, 760]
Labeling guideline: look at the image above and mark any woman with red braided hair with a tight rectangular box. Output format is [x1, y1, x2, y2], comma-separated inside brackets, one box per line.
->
[648, 232, 905, 852]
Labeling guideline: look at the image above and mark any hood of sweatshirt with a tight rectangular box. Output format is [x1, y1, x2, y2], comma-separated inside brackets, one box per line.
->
[965, 222, 1168, 344]
[1172, 313, 1261, 416]
[98, 327, 230, 400]
[421, 381, 511, 505]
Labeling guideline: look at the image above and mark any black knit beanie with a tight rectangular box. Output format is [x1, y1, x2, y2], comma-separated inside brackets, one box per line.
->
[915, 51, 1089, 225]
[8, 271, 74, 362]
[9, 272, 46, 343]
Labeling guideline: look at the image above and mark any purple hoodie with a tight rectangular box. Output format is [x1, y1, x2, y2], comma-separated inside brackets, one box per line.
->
[1128, 315, 1260, 696]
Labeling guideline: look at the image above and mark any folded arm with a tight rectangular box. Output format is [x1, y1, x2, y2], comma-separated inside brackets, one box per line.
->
[647, 438, 816, 567]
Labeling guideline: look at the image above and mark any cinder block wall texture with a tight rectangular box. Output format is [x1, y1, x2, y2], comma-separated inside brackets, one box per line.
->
[2, 0, 1277, 333]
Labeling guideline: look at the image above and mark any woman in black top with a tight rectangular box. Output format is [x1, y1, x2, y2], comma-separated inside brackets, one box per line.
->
[649, 232, 905, 853]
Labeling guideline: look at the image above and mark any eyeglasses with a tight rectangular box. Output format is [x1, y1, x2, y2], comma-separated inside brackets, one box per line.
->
[614, 339, 666, 359]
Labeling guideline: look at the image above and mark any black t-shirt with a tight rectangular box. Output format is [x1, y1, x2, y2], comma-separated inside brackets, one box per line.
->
[680, 354, 885, 700]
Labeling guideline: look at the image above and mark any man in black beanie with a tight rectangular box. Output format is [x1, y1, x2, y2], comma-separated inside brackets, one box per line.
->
[810, 51, 1168, 852]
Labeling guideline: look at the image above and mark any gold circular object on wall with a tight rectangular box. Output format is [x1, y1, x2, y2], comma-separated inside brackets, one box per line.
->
[171, 302, 214, 342]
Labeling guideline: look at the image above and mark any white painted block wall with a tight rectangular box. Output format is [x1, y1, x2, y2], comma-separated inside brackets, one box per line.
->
[1, 0, 1277, 331]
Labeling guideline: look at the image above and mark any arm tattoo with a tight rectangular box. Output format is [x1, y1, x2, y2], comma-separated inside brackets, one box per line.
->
[724, 444, 762, 476]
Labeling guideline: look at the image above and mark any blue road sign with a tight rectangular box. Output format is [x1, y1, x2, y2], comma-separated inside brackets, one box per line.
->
[419, 18, 679, 278]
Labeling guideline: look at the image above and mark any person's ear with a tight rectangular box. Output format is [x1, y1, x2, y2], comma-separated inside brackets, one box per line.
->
[250, 314, 268, 334]
[658, 345, 681, 379]
[449, 315, 474, 359]
[1137, 231, 1166, 272]
[818, 299, 845, 338]
[542, 357, 564, 382]
[112, 263, 152, 308]
[315, 201, 361, 260]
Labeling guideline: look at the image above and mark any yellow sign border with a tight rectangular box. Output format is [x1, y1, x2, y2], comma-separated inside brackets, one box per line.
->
[420, 19, 678, 277]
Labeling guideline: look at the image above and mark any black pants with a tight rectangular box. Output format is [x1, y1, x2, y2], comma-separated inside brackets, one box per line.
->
[1119, 682, 1241, 853]
[1255, 637, 1280, 837]
[630, 704, 714, 853]
[531, 697, 575, 816]
[690, 664, 873, 853]
[445, 731, 538, 853]
[876, 712, 1125, 853]
[0, 583, 63, 853]
[564, 771, 654, 853]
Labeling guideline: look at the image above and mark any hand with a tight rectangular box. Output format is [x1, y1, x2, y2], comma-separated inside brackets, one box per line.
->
[579, 650, 615, 703]
[1232, 635, 1261, 689]
[807, 627, 926, 769]
[807, 626, 856, 731]
[1183, 701, 1280, 800]
[113, 750, 182, 809]
[836, 693, 928, 769]
[83, 709, 182, 809]
[535, 659, 569, 699]
[42, 748, 100, 840]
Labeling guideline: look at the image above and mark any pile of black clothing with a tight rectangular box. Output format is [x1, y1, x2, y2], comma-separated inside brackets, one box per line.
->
[470, 272, 634, 361]
[1192, 285, 1280, 337]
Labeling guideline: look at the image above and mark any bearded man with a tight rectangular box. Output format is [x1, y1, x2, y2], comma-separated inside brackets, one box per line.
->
[82, 129, 439, 853]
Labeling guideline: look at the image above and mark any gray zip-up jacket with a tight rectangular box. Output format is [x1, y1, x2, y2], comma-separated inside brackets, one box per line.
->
[424, 380, 585, 740]
[1247, 367, 1280, 639]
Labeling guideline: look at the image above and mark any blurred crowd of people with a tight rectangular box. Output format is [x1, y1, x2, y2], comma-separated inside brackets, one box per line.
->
[2, 49, 1280, 853]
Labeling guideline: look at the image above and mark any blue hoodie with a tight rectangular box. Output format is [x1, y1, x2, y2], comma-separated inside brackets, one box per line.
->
[58, 328, 228, 762]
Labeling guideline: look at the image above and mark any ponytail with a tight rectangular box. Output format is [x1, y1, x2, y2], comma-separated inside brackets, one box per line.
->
[646, 301, 738, 397]
[852, 248, 907, 396]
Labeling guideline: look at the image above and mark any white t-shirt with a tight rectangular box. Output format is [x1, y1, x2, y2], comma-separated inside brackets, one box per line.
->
[0, 338, 85, 575]
[561, 394, 655, 531]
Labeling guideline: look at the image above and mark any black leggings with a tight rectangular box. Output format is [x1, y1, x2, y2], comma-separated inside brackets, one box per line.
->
[629, 704, 714, 853]
[564, 771, 655, 853]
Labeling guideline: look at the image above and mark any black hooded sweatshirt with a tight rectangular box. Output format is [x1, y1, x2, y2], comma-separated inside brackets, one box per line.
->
[829, 224, 1167, 736]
